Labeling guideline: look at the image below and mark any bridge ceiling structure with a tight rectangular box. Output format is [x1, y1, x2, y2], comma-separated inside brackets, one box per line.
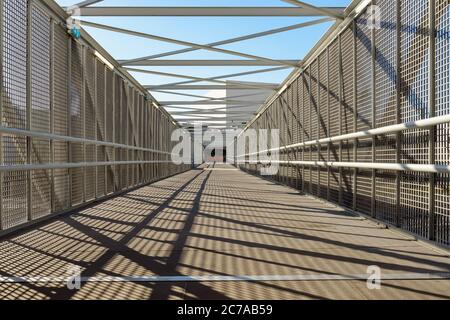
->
[60, 0, 347, 131]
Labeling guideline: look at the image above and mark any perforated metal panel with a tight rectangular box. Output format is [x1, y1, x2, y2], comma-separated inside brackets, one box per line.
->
[341, 27, 354, 136]
[1, 0, 28, 229]
[70, 41, 84, 205]
[328, 42, 340, 141]
[53, 23, 70, 212]
[30, 3, 51, 219]
[0, 0, 190, 234]
[85, 49, 96, 201]
[356, 10, 373, 131]
[96, 60, 106, 198]
[399, 0, 430, 237]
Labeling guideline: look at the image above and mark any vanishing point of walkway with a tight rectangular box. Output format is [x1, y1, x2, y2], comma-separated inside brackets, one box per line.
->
[0, 164, 450, 300]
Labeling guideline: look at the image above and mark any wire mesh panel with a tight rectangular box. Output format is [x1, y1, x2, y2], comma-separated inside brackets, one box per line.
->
[96, 60, 106, 197]
[435, 0, 450, 245]
[53, 22, 70, 212]
[341, 27, 354, 136]
[0, 0, 190, 234]
[328, 40, 340, 137]
[342, 168, 353, 208]
[355, 10, 373, 131]
[1, 0, 28, 229]
[30, 3, 51, 219]
[318, 51, 328, 139]
[399, 0, 430, 238]
[85, 49, 96, 201]
[105, 68, 114, 194]
[310, 61, 319, 141]
[70, 41, 84, 206]
[375, 170, 397, 223]
[329, 144, 340, 203]
[356, 169, 372, 215]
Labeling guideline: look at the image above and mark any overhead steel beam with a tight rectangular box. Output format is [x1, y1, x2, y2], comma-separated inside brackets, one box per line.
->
[121, 18, 332, 64]
[159, 101, 266, 106]
[71, 0, 104, 9]
[78, 7, 346, 17]
[153, 66, 291, 88]
[118, 59, 301, 66]
[126, 66, 288, 90]
[80, 20, 299, 67]
[145, 84, 279, 90]
[151, 90, 267, 102]
[281, 0, 344, 19]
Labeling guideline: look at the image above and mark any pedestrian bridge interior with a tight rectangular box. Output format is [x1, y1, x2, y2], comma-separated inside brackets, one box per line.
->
[0, 0, 450, 300]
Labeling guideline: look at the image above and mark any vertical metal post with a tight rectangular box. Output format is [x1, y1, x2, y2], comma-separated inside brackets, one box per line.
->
[93, 50, 97, 198]
[428, 0, 436, 240]
[326, 46, 331, 201]
[0, 0, 3, 230]
[26, 1, 33, 221]
[308, 69, 312, 194]
[111, 71, 115, 192]
[50, 19, 55, 212]
[395, 0, 402, 227]
[81, 45, 86, 203]
[371, 8, 377, 218]
[103, 65, 107, 195]
[338, 34, 343, 205]
[352, 19, 358, 212]
[67, 38, 72, 206]
[317, 60, 321, 197]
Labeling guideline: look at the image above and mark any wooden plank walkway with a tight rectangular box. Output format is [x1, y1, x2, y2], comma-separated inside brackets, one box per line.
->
[0, 163, 450, 300]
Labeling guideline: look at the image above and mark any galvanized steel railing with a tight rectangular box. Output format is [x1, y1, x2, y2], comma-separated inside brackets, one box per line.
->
[238, 0, 450, 247]
[0, 0, 190, 235]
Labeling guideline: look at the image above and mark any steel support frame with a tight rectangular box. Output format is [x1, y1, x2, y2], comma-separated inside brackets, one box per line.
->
[428, 0, 436, 241]
[0, 0, 3, 230]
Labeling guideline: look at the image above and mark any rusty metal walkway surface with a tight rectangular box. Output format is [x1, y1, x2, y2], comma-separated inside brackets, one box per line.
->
[0, 163, 450, 300]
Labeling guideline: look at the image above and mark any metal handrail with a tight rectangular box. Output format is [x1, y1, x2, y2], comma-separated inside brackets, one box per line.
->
[0, 125, 172, 155]
[237, 113, 450, 157]
[245, 161, 450, 174]
[0, 160, 173, 172]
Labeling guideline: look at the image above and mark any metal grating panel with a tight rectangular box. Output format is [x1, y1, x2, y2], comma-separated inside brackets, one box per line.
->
[310, 61, 318, 140]
[70, 41, 84, 205]
[399, 0, 429, 237]
[328, 40, 340, 137]
[318, 51, 328, 139]
[96, 60, 106, 197]
[375, 170, 397, 224]
[435, 0, 450, 245]
[356, 169, 372, 215]
[85, 49, 96, 201]
[53, 23, 70, 212]
[341, 27, 354, 136]
[342, 168, 353, 208]
[1, 0, 28, 229]
[356, 10, 373, 131]
[30, 4, 51, 218]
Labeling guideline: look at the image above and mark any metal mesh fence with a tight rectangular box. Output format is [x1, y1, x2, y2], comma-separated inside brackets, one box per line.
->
[239, 0, 450, 247]
[0, 0, 190, 234]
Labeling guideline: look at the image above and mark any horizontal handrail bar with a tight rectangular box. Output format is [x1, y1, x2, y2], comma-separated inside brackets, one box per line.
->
[243, 160, 450, 173]
[238, 114, 450, 157]
[0, 126, 172, 155]
[0, 160, 173, 172]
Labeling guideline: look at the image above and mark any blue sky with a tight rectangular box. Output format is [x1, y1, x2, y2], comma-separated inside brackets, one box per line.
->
[56, 0, 351, 125]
